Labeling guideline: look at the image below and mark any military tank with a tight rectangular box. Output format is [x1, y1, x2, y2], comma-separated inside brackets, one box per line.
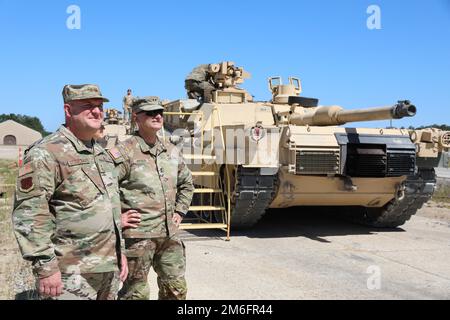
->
[99, 108, 132, 149]
[163, 61, 450, 228]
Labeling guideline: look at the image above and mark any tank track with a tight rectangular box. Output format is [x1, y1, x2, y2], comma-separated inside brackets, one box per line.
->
[229, 167, 278, 228]
[347, 168, 436, 228]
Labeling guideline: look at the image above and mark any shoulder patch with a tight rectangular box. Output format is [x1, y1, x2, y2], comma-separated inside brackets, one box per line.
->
[108, 147, 122, 160]
[107, 147, 126, 165]
[19, 176, 34, 193]
[18, 163, 33, 177]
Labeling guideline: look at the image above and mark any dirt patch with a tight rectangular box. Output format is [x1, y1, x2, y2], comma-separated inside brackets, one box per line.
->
[417, 201, 450, 223]
[418, 177, 450, 222]
[433, 178, 450, 203]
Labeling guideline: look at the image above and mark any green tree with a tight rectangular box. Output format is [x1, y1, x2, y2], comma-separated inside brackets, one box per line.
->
[412, 124, 450, 131]
[0, 114, 51, 136]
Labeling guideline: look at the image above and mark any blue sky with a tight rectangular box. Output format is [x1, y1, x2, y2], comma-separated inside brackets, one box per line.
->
[0, 0, 449, 132]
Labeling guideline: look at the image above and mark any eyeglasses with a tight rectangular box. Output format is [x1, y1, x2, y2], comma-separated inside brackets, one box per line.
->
[77, 103, 104, 110]
[140, 110, 164, 117]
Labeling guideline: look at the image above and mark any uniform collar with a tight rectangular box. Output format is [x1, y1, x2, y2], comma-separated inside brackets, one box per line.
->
[134, 133, 166, 156]
[59, 125, 103, 155]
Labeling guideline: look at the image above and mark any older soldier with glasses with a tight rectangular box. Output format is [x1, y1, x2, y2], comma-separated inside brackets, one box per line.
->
[12, 84, 128, 300]
[110, 96, 194, 300]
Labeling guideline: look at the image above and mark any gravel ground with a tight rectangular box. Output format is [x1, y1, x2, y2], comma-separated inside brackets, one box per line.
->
[3, 179, 449, 300]
[144, 202, 450, 300]
[4, 203, 450, 300]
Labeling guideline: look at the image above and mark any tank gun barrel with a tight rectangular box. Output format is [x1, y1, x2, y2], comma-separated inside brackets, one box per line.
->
[289, 100, 416, 126]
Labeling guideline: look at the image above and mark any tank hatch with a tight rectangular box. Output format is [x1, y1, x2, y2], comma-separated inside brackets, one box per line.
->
[268, 76, 319, 107]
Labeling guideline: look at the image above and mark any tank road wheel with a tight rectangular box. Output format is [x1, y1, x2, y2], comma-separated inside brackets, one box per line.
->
[221, 166, 278, 229]
[346, 168, 437, 228]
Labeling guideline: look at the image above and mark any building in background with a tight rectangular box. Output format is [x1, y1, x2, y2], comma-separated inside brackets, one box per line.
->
[0, 120, 42, 160]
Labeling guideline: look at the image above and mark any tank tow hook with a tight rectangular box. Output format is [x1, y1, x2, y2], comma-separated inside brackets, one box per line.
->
[395, 183, 406, 201]
[343, 176, 358, 192]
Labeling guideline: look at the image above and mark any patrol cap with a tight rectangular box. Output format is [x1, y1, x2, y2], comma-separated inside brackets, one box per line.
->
[62, 84, 110, 103]
[131, 96, 164, 113]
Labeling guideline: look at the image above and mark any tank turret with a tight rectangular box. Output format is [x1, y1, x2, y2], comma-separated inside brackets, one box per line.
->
[267, 77, 416, 126]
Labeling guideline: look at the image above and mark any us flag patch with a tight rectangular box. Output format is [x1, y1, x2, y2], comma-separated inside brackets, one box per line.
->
[108, 147, 122, 160]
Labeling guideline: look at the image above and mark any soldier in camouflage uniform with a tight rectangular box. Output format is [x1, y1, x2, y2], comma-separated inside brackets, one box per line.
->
[123, 89, 133, 125]
[12, 84, 128, 300]
[112, 97, 194, 300]
[185, 64, 215, 101]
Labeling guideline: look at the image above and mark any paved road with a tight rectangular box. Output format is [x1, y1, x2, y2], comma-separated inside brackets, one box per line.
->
[148, 208, 450, 300]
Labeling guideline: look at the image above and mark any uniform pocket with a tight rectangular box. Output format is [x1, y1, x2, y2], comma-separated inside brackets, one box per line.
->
[129, 160, 150, 182]
[125, 238, 154, 258]
[98, 160, 119, 196]
[56, 168, 102, 209]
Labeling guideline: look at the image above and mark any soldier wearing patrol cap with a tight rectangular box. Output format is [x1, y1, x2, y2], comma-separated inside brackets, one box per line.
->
[12, 84, 128, 300]
[112, 96, 194, 300]
[122, 89, 133, 123]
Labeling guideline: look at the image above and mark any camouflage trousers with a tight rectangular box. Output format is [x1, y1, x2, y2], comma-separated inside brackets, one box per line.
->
[118, 236, 187, 300]
[124, 109, 131, 122]
[41, 271, 120, 300]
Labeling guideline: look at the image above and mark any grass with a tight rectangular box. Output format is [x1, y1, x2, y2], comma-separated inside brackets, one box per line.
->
[0, 160, 17, 233]
[433, 183, 450, 204]
[0, 160, 33, 300]
[0, 159, 17, 232]
[0, 159, 18, 182]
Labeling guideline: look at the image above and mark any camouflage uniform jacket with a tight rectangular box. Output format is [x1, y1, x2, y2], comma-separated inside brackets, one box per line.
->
[123, 95, 133, 111]
[185, 64, 209, 82]
[114, 134, 194, 239]
[12, 125, 124, 278]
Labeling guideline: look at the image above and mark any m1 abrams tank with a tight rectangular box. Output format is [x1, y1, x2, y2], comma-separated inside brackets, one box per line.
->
[99, 108, 132, 149]
[164, 61, 450, 228]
